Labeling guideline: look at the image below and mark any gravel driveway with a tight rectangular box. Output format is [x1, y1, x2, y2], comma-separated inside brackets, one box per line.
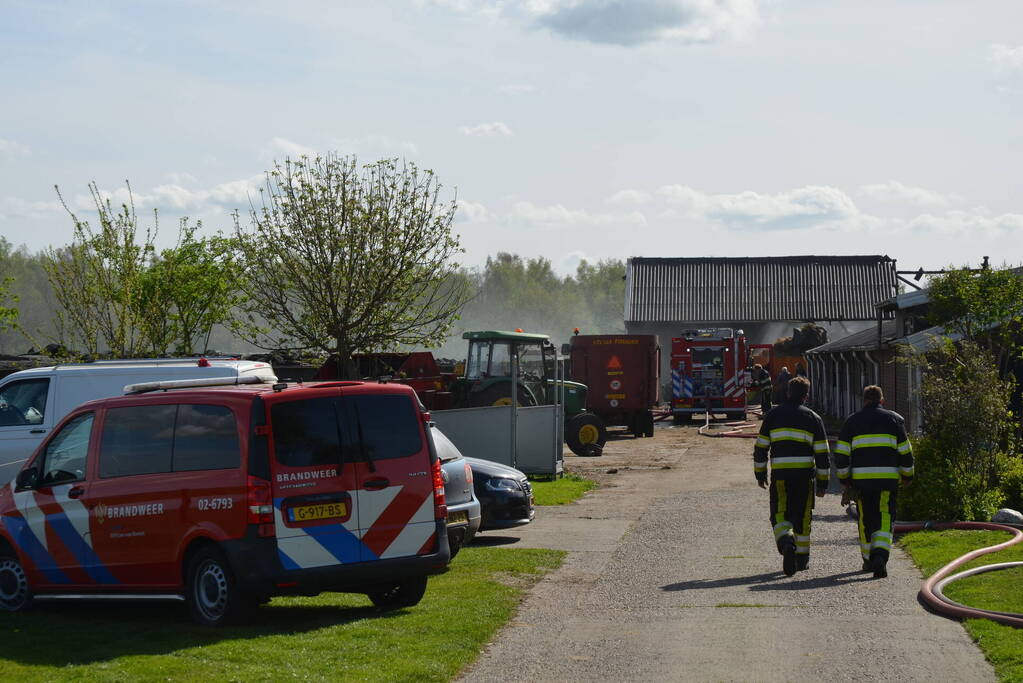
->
[459, 423, 995, 682]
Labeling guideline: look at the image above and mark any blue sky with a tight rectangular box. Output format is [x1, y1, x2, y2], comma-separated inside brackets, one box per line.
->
[2, 0, 1022, 275]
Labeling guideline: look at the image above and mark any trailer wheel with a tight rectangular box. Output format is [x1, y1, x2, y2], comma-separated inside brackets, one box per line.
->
[643, 411, 655, 437]
[566, 412, 607, 456]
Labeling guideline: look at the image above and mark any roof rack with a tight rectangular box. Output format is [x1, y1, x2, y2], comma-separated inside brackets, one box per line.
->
[67, 357, 245, 368]
[123, 373, 278, 395]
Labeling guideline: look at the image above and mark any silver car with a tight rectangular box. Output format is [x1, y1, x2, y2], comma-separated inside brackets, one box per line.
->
[432, 426, 482, 558]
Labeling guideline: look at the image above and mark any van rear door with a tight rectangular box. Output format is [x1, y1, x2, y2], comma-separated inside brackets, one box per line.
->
[340, 391, 436, 561]
[268, 392, 362, 570]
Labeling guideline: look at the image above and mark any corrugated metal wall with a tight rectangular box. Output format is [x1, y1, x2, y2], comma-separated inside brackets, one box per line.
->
[626, 256, 898, 323]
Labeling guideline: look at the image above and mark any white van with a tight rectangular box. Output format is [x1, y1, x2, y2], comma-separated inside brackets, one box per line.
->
[0, 358, 276, 484]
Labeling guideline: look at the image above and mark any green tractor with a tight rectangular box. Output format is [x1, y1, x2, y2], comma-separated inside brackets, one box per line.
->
[451, 330, 607, 456]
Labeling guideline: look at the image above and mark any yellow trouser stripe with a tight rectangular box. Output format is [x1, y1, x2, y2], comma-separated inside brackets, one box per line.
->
[878, 490, 891, 550]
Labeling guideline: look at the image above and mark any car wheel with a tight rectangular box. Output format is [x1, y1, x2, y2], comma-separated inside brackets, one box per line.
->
[0, 550, 32, 612]
[447, 528, 464, 559]
[367, 575, 428, 609]
[186, 547, 251, 626]
[565, 412, 607, 456]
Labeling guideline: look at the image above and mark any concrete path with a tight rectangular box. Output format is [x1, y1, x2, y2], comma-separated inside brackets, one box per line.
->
[459, 424, 995, 682]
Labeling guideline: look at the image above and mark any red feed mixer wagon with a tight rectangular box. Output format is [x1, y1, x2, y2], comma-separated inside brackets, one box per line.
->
[567, 333, 659, 438]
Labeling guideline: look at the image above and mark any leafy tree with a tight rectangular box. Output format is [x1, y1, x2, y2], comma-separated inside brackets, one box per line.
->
[571, 258, 626, 334]
[0, 239, 60, 355]
[140, 227, 245, 355]
[899, 340, 1017, 521]
[232, 153, 469, 377]
[46, 182, 240, 358]
[0, 276, 17, 335]
[928, 265, 1023, 375]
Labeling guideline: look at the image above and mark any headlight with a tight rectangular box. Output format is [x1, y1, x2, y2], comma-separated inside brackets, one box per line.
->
[484, 477, 520, 492]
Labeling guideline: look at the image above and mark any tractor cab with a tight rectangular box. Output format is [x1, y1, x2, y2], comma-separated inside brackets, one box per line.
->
[461, 330, 560, 407]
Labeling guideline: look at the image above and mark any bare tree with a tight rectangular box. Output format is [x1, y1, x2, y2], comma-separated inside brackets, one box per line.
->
[232, 153, 469, 376]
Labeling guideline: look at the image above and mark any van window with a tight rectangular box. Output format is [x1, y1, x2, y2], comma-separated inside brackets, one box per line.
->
[344, 395, 422, 462]
[172, 404, 240, 472]
[100, 405, 176, 477]
[0, 378, 49, 427]
[271, 397, 342, 468]
[39, 412, 93, 485]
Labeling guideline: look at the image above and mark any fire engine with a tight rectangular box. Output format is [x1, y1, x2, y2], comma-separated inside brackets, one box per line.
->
[670, 328, 753, 423]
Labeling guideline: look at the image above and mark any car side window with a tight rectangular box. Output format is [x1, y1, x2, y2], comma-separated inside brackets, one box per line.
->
[39, 412, 93, 486]
[172, 404, 240, 472]
[100, 405, 175, 478]
[0, 378, 49, 427]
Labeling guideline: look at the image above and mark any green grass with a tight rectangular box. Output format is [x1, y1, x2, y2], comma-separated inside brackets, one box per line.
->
[900, 529, 1023, 683]
[530, 473, 596, 506]
[714, 603, 770, 608]
[0, 547, 564, 682]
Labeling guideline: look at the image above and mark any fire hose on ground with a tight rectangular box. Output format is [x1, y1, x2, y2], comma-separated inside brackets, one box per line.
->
[840, 503, 1023, 628]
[894, 520, 1023, 628]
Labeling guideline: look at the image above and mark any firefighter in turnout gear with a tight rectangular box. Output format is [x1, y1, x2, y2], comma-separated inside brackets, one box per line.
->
[750, 363, 772, 417]
[753, 376, 831, 576]
[834, 385, 914, 578]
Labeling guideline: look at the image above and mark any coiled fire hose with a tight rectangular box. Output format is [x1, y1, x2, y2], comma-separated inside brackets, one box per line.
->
[893, 520, 1023, 628]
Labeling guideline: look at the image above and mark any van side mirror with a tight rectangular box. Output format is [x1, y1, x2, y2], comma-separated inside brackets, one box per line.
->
[561, 344, 570, 354]
[16, 467, 38, 491]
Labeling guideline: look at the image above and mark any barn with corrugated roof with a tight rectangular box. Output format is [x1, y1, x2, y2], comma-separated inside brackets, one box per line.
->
[623, 255, 900, 391]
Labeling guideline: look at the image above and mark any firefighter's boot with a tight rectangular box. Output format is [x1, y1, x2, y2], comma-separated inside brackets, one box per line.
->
[781, 539, 797, 577]
[795, 555, 809, 571]
[870, 549, 888, 579]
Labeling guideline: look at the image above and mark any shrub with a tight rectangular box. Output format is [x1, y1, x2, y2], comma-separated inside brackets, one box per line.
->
[999, 453, 1023, 512]
[898, 341, 1016, 521]
[898, 436, 1006, 521]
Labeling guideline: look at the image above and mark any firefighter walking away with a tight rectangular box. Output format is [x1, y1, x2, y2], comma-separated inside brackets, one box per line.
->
[834, 385, 914, 578]
[753, 376, 830, 576]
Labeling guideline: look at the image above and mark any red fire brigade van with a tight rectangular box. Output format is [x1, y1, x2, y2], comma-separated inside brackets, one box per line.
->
[0, 377, 450, 626]
[670, 328, 750, 422]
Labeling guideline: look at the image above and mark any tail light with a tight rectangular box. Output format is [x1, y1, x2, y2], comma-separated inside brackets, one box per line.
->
[464, 461, 473, 484]
[247, 475, 274, 528]
[431, 458, 447, 520]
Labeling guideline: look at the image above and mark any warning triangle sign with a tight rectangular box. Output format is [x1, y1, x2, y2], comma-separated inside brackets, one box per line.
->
[607, 355, 623, 370]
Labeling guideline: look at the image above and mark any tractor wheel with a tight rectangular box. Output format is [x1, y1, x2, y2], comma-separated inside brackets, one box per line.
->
[565, 412, 607, 456]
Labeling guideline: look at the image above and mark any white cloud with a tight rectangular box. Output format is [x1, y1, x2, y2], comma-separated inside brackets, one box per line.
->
[510, 200, 646, 228]
[496, 84, 536, 95]
[424, 0, 761, 46]
[607, 189, 652, 204]
[989, 43, 1023, 74]
[858, 180, 953, 208]
[533, 0, 761, 46]
[454, 199, 492, 223]
[458, 121, 514, 137]
[262, 136, 318, 160]
[332, 134, 419, 159]
[0, 139, 31, 158]
[904, 210, 1023, 238]
[656, 184, 858, 229]
[73, 176, 265, 213]
[0, 196, 63, 221]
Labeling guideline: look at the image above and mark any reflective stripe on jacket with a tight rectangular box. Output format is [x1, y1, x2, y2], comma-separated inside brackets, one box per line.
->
[754, 402, 830, 482]
[834, 403, 914, 482]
